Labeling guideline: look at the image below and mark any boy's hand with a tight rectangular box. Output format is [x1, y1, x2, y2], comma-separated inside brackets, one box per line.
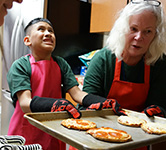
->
[51, 99, 81, 118]
[87, 99, 127, 116]
[30, 96, 81, 119]
[143, 105, 166, 118]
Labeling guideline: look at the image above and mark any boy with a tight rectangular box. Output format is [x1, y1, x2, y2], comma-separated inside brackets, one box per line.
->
[7, 18, 88, 150]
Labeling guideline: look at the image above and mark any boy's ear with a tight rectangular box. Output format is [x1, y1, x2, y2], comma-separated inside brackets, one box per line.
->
[24, 36, 31, 46]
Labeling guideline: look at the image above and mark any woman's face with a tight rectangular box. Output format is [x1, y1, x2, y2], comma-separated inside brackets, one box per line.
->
[0, 0, 23, 26]
[123, 10, 157, 64]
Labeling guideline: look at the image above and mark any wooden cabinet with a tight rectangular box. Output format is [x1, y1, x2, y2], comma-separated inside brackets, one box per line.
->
[90, 0, 126, 33]
[66, 93, 78, 106]
[90, 0, 166, 33]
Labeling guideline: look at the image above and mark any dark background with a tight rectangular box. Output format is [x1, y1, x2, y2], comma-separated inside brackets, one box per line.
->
[47, 0, 104, 74]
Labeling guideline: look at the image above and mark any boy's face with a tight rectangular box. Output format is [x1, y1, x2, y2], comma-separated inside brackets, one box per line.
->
[25, 21, 56, 54]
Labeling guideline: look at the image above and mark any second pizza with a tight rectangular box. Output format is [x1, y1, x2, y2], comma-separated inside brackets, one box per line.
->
[87, 127, 132, 142]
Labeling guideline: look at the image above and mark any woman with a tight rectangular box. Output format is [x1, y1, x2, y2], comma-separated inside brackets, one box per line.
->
[83, 0, 166, 115]
[82, 1, 166, 149]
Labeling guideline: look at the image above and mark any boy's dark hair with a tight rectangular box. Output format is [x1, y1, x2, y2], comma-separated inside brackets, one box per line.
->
[24, 17, 53, 33]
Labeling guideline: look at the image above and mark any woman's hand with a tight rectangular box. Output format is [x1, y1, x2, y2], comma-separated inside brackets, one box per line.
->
[143, 105, 166, 118]
[86, 99, 127, 116]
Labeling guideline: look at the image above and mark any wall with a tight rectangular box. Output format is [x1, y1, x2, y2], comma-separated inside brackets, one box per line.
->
[90, 0, 166, 33]
[161, 0, 166, 10]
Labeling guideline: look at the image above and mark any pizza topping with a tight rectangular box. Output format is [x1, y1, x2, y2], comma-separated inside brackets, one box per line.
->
[95, 131, 108, 138]
[94, 130, 124, 139]
[76, 119, 89, 126]
[108, 132, 122, 138]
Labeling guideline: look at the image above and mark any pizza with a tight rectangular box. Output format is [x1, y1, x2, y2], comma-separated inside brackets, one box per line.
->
[117, 115, 146, 127]
[141, 122, 166, 134]
[61, 118, 97, 130]
[86, 127, 132, 142]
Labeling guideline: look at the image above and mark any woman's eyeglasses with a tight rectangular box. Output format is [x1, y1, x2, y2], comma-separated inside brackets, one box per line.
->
[127, 0, 161, 7]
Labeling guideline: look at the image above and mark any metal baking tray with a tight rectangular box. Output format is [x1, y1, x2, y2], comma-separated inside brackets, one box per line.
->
[24, 109, 166, 150]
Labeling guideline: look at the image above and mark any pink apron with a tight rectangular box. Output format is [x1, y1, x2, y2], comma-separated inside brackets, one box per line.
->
[8, 54, 66, 150]
[107, 58, 150, 150]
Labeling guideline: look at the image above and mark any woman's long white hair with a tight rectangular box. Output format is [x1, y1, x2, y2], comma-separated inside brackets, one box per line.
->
[106, 1, 166, 65]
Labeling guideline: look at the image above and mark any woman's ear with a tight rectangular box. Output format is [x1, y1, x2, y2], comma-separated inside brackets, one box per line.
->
[24, 36, 31, 46]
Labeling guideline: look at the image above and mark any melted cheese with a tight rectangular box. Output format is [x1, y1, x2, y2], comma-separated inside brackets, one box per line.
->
[118, 115, 145, 126]
[142, 122, 166, 134]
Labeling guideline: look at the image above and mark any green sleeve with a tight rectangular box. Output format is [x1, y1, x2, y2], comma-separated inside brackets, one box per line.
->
[83, 47, 116, 97]
[7, 56, 31, 103]
[53, 56, 78, 93]
[146, 55, 166, 109]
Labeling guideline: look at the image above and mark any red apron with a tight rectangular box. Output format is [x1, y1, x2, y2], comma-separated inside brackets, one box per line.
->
[8, 54, 65, 150]
[107, 58, 150, 150]
[107, 58, 150, 111]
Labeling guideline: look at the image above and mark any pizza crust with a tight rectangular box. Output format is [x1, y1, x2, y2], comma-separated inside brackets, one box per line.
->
[117, 115, 146, 127]
[61, 118, 97, 130]
[141, 122, 166, 134]
[87, 127, 132, 142]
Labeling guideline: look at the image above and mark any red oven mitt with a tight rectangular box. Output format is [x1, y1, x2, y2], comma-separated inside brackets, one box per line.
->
[143, 105, 166, 118]
[83, 94, 126, 116]
[51, 99, 81, 119]
[30, 96, 81, 119]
